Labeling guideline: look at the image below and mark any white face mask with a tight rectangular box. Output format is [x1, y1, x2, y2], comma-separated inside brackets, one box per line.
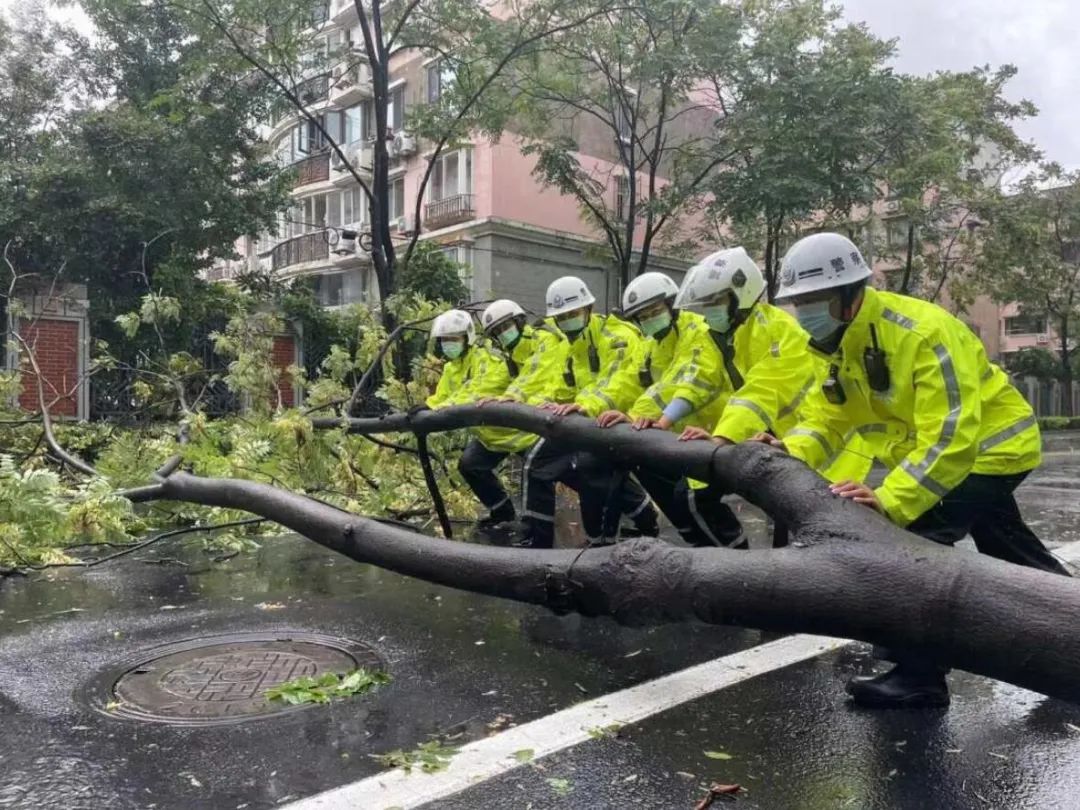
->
[794, 299, 844, 343]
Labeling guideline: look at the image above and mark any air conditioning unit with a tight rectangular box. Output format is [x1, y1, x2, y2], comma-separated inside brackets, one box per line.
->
[395, 215, 415, 234]
[330, 150, 346, 170]
[884, 200, 901, 214]
[394, 131, 417, 157]
[1036, 334, 1050, 345]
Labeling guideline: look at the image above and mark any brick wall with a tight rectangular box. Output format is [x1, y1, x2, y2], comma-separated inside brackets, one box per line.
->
[271, 334, 298, 408]
[17, 318, 81, 417]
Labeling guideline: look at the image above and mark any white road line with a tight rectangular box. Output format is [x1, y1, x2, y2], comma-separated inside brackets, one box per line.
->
[283, 634, 848, 810]
[286, 541, 1080, 810]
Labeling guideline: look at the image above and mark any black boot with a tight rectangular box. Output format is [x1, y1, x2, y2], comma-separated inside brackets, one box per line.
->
[846, 663, 950, 708]
[477, 499, 516, 529]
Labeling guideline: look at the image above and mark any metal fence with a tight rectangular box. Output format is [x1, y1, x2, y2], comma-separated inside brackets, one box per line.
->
[1013, 375, 1080, 418]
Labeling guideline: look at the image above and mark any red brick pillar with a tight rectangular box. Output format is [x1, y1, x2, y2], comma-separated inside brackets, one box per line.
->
[17, 318, 82, 417]
[11, 285, 90, 419]
[271, 334, 299, 408]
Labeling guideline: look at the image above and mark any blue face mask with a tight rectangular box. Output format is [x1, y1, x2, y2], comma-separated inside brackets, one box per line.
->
[441, 339, 465, 359]
[638, 310, 672, 338]
[795, 300, 844, 343]
[497, 325, 520, 349]
[703, 305, 732, 334]
[556, 314, 586, 335]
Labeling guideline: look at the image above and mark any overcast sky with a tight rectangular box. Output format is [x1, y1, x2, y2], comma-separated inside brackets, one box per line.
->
[842, 0, 1080, 170]
[4, 0, 1077, 168]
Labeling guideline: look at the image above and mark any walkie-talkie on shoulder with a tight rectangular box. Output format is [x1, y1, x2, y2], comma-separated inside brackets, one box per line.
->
[864, 324, 890, 392]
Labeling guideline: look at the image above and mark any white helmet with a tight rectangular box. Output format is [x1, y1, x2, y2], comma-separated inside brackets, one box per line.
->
[674, 247, 765, 311]
[622, 272, 679, 317]
[481, 299, 526, 333]
[430, 309, 476, 344]
[546, 276, 596, 317]
[776, 233, 871, 302]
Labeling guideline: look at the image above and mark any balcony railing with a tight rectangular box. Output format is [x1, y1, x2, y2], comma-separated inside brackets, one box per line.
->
[271, 232, 330, 272]
[424, 193, 476, 229]
[291, 152, 330, 188]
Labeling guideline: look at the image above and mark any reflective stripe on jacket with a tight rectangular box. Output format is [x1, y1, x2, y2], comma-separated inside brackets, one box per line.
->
[554, 314, 642, 413]
[644, 302, 817, 440]
[783, 287, 1040, 527]
[479, 325, 567, 453]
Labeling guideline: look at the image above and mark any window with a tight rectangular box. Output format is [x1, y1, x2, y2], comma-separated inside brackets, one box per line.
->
[342, 104, 364, 145]
[439, 244, 474, 294]
[886, 218, 911, 249]
[430, 149, 472, 201]
[389, 177, 406, 220]
[342, 185, 363, 226]
[615, 174, 632, 221]
[427, 60, 455, 103]
[387, 85, 405, 134]
[1005, 314, 1048, 335]
[314, 273, 345, 307]
[613, 88, 635, 144]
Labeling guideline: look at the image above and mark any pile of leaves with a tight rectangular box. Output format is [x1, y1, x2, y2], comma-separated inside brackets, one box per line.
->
[265, 668, 392, 705]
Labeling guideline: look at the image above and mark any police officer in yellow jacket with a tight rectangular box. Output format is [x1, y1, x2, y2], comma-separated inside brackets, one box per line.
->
[449, 300, 567, 528]
[764, 231, 1069, 708]
[635, 248, 817, 546]
[522, 276, 659, 548]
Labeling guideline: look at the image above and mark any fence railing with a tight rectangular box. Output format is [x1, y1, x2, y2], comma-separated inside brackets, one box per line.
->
[1013, 375, 1080, 417]
[271, 232, 330, 272]
[424, 193, 475, 229]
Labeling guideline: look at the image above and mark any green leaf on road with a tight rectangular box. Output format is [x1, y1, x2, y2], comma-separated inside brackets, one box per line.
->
[512, 748, 535, 763]
[546, 777, 573, 796]
[704, 750, 733, 760]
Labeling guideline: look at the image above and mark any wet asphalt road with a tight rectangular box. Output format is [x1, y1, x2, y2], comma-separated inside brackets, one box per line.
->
[0, 449, 1079, 809]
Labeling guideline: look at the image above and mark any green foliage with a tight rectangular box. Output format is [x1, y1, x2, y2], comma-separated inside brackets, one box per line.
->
[372, 739, 461, 774]
[975, 164, 1080, 413]
[0, 456, 137, 566]
[265, 668, 391, 705]
[1003, 348, 1066, 382]
[397, 242, 469, 304]
[546, 777, 574, 796]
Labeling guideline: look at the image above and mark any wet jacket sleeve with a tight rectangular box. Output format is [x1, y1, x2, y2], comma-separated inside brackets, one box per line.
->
[712, 322, 816, 443]
[504, 330, 570, 405]
[462, 346, 512, 404]
[874, 332, 982, 527]
[576, 338, 647, 417]
[574, 319, 638, 415]
[782, 391, 851, 472]
[425, 358, 461, 408]
[649, 327, 722, 417]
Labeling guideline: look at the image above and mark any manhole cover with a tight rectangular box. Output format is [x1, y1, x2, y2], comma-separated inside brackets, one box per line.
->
[90, 632, 384, 726]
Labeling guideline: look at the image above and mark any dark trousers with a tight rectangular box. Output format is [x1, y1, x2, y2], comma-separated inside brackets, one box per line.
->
[635, 467, 745, 548]
[458, 439, 511, 511]
[573, 452, 656, 542]
[879, 471, 1070, 673]
[522, 439, 652, 546]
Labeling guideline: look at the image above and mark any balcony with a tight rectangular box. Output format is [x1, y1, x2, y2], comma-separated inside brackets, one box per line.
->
[271, 232, 330, 272]
[291, 153, 331, 189]
[330, 60, 373, 105]
[424, 194, 476, 230]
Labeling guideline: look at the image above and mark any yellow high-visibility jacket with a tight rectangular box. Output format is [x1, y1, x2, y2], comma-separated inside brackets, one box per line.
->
[425, 341, 509, 410]
[480, 324, 568, 453]
[573, 310, 708, 419]
[644, 302, 818, 441]
[783, 287, 1041, 527]
[536, 313, 641, 411]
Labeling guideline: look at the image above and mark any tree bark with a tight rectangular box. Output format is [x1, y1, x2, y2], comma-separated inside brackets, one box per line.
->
[1060, 317, 1074, 418]
[187, 402, 1080, 703]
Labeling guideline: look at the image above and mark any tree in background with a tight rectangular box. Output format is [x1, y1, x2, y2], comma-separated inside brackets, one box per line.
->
[872, 67, 1037, 302]
[125, 0, 620, 318]
[395, 242, 469, 304]
[513, 0, 743, 289]
[700, 0, 904, 300]
[975, 164, 1080, 416]
[1, 0, 291, 359]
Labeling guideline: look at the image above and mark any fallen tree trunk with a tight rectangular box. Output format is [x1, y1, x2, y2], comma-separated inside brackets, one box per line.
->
[143, 403, 1080, 703]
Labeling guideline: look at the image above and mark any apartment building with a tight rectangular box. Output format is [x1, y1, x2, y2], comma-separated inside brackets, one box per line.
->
[211, 0, 701, 317]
